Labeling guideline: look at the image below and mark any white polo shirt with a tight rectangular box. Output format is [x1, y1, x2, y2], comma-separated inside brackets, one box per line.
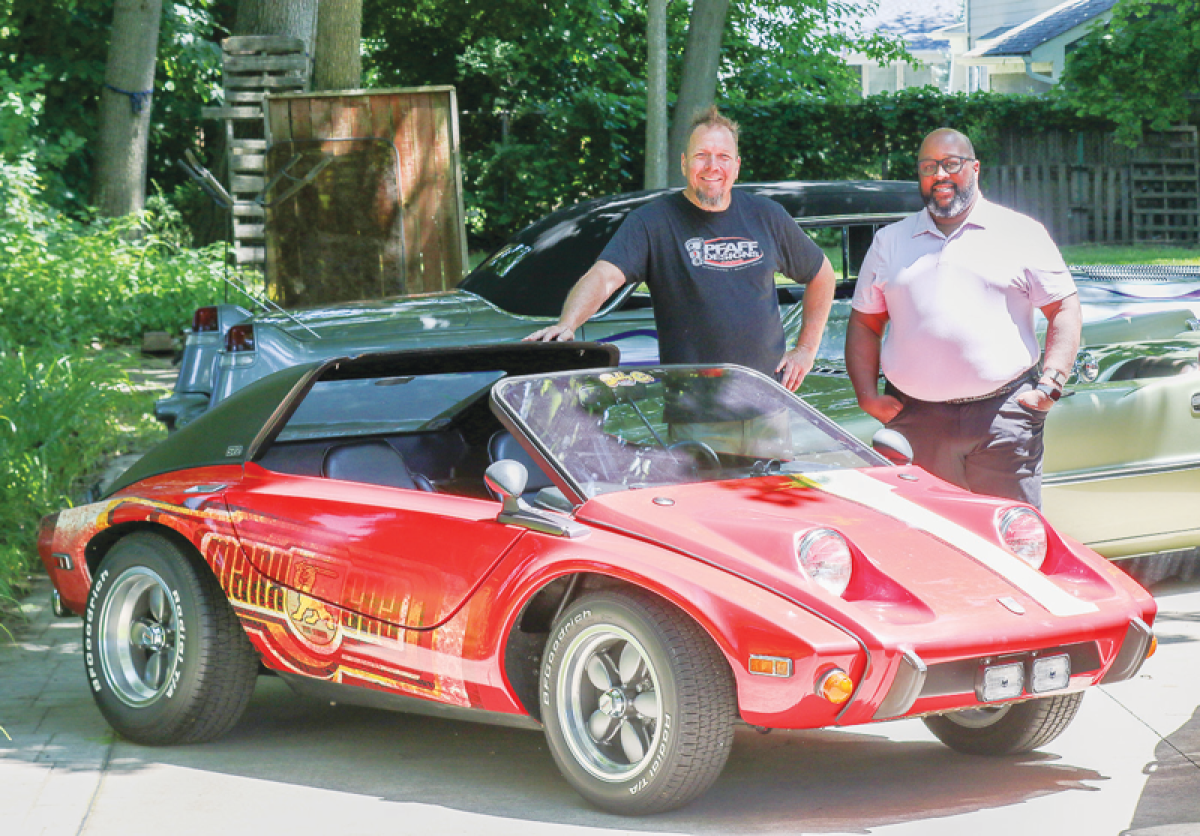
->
[852, 197, 1076, 402]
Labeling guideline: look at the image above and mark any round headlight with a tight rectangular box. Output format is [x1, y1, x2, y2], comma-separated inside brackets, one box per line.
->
[796, 528, 852, 597]
[998, 507, 1047, 569]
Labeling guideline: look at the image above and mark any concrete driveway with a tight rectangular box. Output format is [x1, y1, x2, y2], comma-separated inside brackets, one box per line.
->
[3, 575, 1199, 836]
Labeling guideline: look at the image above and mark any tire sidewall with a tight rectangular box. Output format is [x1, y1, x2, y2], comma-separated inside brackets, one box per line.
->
[540, 593, 685, 812]
[84, 534, 207, 742]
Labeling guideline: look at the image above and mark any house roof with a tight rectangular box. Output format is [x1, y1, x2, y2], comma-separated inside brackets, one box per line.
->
[973, 0, 1116, 57]
[842, 0, 963, 52]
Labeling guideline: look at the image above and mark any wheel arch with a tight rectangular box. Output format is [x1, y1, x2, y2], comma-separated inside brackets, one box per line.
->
[501, 570, 736, 722]
[492, 535, 868, 729]
[86, 521, 210, 582]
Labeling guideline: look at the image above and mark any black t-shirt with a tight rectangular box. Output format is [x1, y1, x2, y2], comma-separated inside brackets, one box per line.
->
[598, 190, 824, 376]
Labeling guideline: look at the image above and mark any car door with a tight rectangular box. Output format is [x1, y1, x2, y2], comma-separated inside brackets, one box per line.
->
[224, 466, 525, 631]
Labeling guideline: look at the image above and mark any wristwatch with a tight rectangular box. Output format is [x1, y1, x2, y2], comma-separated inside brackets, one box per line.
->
[1035, 382, 1062, 401]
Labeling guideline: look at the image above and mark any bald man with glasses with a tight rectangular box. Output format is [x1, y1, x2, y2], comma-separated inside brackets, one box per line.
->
[844, 127, 1082, 508]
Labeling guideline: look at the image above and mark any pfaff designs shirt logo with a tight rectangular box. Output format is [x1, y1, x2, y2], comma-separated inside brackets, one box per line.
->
[685, 237, 763, 269]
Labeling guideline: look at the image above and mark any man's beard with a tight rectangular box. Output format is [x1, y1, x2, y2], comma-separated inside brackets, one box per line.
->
[923, 177, 977, 219]
[694, 186, 725, 208]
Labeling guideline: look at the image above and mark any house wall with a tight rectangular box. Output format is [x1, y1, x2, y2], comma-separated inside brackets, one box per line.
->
[967, 0, 1065, 40]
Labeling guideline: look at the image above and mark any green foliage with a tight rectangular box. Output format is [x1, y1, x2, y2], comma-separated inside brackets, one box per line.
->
[0, 160, 212, 607]
[366, 0, 914, 246]
[1057, 0, 1200, 146]
[0, 161, 227, 352]
[731, 89, 1109, 184]
[0, 0, 226, 210]
[0, 348, 151, 604]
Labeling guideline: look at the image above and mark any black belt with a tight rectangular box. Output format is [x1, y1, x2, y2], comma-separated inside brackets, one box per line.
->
[885, 367, 1037, 405]
[943, 368, 1038, 404]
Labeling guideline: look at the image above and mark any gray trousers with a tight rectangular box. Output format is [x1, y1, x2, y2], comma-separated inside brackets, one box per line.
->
[884, 373, 1047, 507]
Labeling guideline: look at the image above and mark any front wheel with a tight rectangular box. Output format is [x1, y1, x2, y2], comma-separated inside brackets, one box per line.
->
[541, 590, 736, 815]
[84, 532, 259, 745]
[923, 692, 1084, 756]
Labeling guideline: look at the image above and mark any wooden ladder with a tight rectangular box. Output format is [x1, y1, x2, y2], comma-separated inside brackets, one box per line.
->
[201, 36, 310, 271]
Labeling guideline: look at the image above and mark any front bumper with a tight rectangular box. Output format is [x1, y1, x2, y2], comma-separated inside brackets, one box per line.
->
[867, 617, 1154, 722]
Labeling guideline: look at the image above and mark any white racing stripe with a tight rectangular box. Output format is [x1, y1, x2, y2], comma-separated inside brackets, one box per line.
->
[802, 470, 1097, 618]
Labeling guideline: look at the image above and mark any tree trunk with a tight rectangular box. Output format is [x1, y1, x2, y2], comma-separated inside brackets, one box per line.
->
[667, 0, 731, 187]
[644, 0, 668, 190]
[92, 0, 162, 218]
[234, 0, 317, 54]
[314, 0, 363, 91]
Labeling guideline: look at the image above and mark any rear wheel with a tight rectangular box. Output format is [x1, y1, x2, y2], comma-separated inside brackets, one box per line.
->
[84, 532, 258, 745]
[541, 590, 736, 815]
[923, 692, 1084, 756]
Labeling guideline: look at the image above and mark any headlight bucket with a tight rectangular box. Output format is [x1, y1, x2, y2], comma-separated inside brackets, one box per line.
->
[997, 507, 1047, 569]
[796, 528, 853, 597]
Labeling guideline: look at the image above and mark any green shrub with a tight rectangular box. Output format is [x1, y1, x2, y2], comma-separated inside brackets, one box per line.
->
[0, 348, 157, 604]
[0, 160, 231, 352]
[0, 161, 222, 611]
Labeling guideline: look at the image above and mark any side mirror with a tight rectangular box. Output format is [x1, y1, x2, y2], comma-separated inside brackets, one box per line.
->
[872, 428, 913, 466]
[485, 460, 529, 513]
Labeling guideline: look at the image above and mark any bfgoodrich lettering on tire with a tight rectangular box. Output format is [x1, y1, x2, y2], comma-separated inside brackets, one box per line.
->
[84, 531, 258, 745]
[540, 589, 735, 814]
[923, 691, 1084, 756]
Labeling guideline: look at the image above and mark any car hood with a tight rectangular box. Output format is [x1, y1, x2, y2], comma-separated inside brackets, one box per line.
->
[575, 467, 1100, 627]
[253, 291, 533, 341]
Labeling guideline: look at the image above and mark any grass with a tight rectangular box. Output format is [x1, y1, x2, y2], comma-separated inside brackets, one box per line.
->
[1059, 244, 1200, 266]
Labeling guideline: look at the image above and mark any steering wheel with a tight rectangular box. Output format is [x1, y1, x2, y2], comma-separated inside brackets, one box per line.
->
[666, 440, 721, 473]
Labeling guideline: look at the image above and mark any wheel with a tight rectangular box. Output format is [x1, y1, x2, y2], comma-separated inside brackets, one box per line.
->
[666, 440, 721, 473]
[84, 531, 259, 745]
[540, 590, 736, 815]
[923, 692, 1084, 756]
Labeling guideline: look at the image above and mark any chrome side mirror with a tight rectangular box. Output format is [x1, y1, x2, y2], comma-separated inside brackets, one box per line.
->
[485, 460, 529, 514]
[872, 428, 913, 466]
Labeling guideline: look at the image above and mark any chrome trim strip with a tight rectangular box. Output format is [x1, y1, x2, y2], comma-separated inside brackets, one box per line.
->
[1100, 618, 1154, 685]
[1045, 458, 1200, 486]
[873, 650, 928, 719]
[795, 212, 911, 227]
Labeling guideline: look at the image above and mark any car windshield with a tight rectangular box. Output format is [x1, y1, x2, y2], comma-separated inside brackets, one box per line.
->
[492, 366, 884, 499]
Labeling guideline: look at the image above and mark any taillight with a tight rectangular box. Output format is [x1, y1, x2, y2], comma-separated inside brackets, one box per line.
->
[998, 507, 1047, 569]
[192, 306, 219, 333]
[225, 323, 256, 353]
[796, 528, 853, 596]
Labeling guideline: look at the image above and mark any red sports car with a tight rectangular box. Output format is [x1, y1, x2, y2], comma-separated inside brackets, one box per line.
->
[39, 343, 1157, 814]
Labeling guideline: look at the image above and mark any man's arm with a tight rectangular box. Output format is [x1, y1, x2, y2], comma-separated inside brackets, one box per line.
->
[845, 308, 903, 424]
[524, 260, 627, 341]
[776, 256, 836, 390]
[1017, 293, 1082, 411]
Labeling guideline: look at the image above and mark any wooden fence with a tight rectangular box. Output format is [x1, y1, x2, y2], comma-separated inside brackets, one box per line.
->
[983, 164, 1131, 245]
[984, 127, 1199, 245]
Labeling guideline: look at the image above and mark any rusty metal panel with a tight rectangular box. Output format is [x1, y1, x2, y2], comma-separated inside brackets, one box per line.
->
[264, 87, 466, 305]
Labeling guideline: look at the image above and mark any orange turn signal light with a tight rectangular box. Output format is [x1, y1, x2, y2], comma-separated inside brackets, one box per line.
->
[748, 655, 793, 678]
[1147, 635, 1158, 659]
[816, 668, 855, 704]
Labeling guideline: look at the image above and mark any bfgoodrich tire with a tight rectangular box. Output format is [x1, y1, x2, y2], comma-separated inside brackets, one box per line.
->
[923, 692, 1084, 756]
[84, 531, 259, 745]
[540, 590, 736, 815]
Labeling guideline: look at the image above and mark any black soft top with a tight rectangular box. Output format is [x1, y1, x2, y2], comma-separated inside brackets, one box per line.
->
[106, 342, 618, 496]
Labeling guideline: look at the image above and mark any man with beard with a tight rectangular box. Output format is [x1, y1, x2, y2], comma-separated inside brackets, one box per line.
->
[526, 106, 836, 395]
[844, 128, 1081, 507]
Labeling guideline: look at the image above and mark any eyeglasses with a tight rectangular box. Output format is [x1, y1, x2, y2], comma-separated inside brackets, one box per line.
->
[917, 156, 975, 177]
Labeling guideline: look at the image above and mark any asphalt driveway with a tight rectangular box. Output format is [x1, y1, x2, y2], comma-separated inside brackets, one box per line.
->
[3, 573, 1199, 836]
